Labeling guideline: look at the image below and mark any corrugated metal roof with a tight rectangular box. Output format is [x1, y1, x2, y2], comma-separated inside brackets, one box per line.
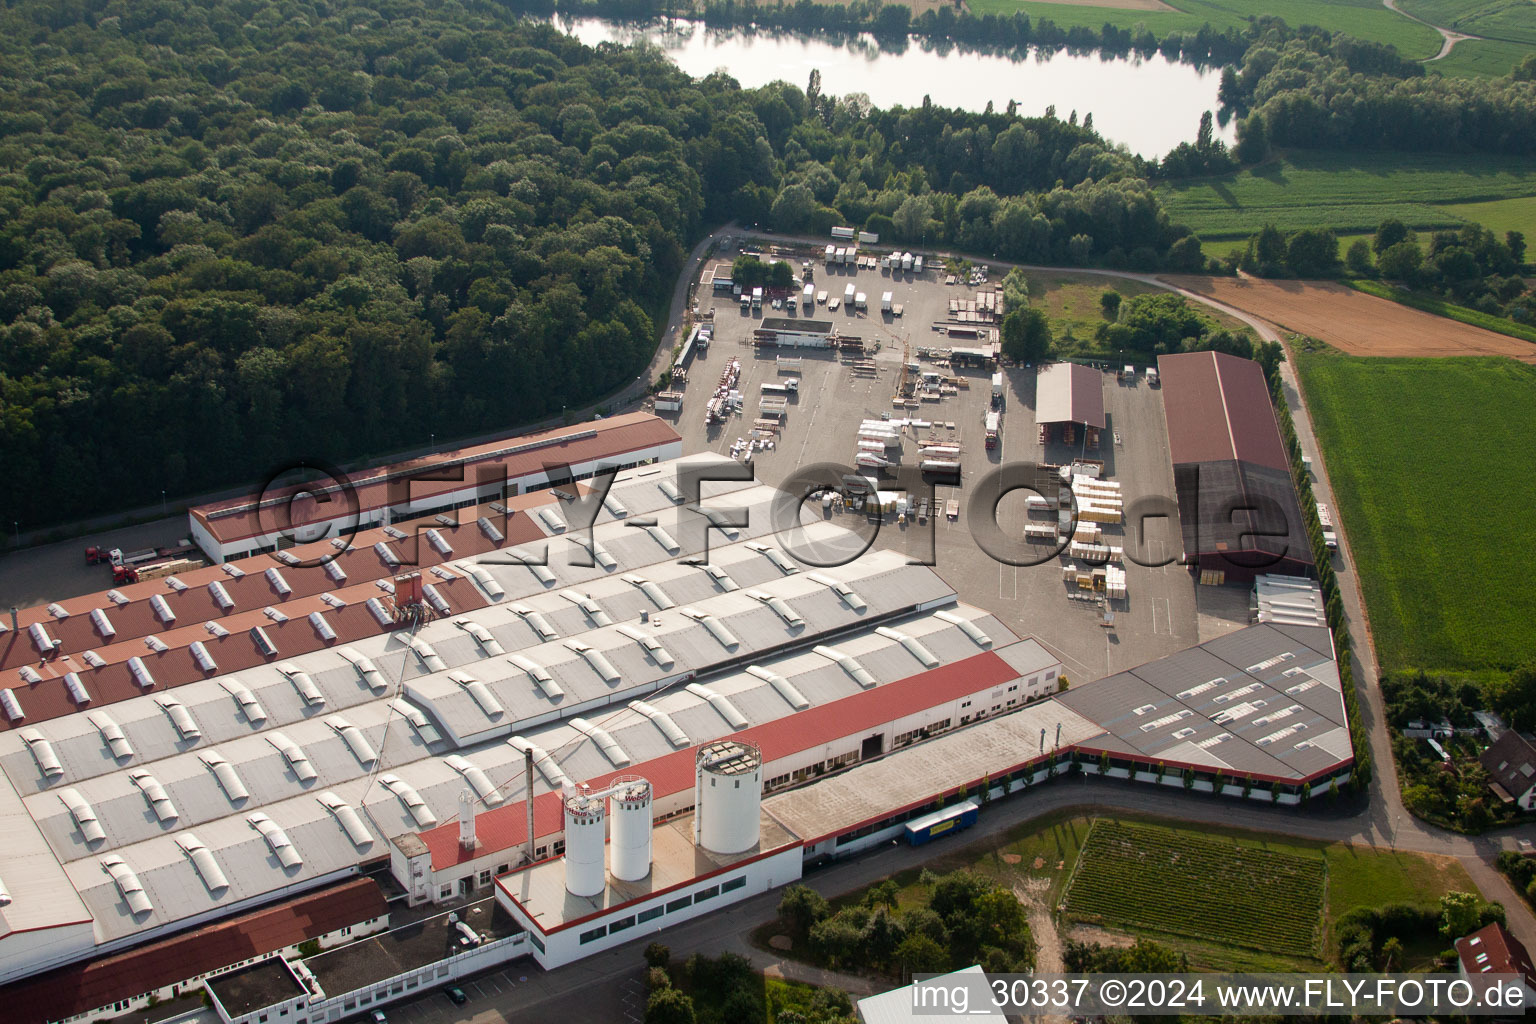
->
[1158, 350, 1289, 471]
[1035, 362, 1106, 428]
[418, 646, 1027, 869]
[2, 878, 385, 1024]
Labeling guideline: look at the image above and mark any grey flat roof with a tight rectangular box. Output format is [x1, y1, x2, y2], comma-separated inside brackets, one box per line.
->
[762, 701, 1105, 843]
[1056, 622, 1346, 780]
[304, 896, 519, 996]
[760, 318, 832, 334]
[206, 957, 304, 1016]
[0, 455, 1010, 952]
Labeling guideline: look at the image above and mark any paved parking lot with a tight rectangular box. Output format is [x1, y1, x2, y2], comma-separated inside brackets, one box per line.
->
[674, 251, 1211, 681]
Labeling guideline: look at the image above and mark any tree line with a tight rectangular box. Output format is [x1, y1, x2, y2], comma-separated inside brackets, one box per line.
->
[1214, 220, 1530, 323]
[0, 0, 1196, 529]
[1225, 38, 1536, 156]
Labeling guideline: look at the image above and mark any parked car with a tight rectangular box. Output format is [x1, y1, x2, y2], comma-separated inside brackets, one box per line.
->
[444, 986, 468, 1005]
[370, 1012, 387, 1024]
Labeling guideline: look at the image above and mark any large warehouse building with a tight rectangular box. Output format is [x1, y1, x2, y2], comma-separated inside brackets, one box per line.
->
[0, 431, 1352, 1022]
[186, 413, 682, 563]
[1157, 351, 1314, 583]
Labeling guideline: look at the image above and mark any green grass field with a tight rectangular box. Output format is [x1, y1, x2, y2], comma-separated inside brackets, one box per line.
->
[1399, 0, 1536, 46]
[1429, 37, 1534, 77]
[1294, 348, 1536, 672]
[1064, 819, 1326, 957]
[1202, 231, 1376, 260]
[1158, 150, 1536, 242]
[760, 810, 1476, 972]
[1442, 195, 1536, 241]
[964, 0, 1445, 59]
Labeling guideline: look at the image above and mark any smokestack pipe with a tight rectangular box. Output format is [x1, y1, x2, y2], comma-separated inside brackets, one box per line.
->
[525, 746, 536, 866]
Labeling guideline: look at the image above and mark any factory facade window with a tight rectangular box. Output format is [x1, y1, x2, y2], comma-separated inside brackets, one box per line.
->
[721, 875, 747, 893]
[478, 870, 491, 886]
[666, 895, 693, 913]
[638, 906, 664, 924]
[439, 884, 453, 899]
[694, 884, 720, 902]
[610, 915, 636, 932]
[529, 932, 545, 953]
[579, 925, 608, 945]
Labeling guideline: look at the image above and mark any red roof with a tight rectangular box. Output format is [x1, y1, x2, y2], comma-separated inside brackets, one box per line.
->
[1456, 921, 1536, 991]
[191, 413, 679, 544]
[1157, 351, 1289, 472]
[0, 573, 487, 731]
[3, 492, 556, 675]
[0, 878, 386, 1024]
[420, 650, 1018, 869]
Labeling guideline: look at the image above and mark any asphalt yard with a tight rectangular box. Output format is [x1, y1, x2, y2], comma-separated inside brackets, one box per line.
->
[670, 255, 1213, 685]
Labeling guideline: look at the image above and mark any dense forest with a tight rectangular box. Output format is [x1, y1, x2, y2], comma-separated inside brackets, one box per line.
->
[0, 0, 1188, 529]
[3, 0, 1527, 530]
[1223, 39, 1536, 155]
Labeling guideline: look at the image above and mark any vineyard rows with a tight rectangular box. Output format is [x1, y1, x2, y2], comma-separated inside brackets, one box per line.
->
[1063, 820, 1326, 956]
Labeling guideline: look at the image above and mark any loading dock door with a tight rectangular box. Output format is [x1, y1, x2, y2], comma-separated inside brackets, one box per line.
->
[861, 734, 884, 759]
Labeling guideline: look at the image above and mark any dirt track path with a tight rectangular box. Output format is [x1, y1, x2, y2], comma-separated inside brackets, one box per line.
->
[1382, 0, 1480, 61]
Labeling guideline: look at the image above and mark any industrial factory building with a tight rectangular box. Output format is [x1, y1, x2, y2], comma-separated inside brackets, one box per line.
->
[186, 413, 683, 563]
[1157, 351, 1315, 583]
[1034, 362, 1106, 445]
[0, 430, 1353, 1022]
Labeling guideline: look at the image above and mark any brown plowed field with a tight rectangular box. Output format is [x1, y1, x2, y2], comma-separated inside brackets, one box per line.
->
[1162, 276, 1536, 362]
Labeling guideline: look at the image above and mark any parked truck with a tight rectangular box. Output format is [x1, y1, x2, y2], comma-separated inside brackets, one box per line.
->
[843, 283, 856, 305]
[831, 225, 856, 240]
[854, 292, 867, 311]
[905, 800, 978, 846]
[881, 291, 893, 313]
[991, 371, 1004, 407]
[1316, 503, 1339, 550]
[984, 410, 1001, 449]
[86, 539, 199, 573]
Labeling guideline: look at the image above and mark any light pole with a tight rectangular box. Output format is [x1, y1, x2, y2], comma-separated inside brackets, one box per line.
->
[161, 490, 166, 517]
[12, 521, 17, 548]
[430, 432, 435, 450]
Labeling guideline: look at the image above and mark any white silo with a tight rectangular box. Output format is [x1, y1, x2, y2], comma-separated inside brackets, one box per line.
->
[694, 740, 762, 855]
[563, 787, 607, 897]
[608, 776, 653, 882]
[457, 789, 477, 852]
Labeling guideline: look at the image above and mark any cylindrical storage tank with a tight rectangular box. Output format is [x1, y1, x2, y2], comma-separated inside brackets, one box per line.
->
[608, 776, 654, 882]
[696, 740, 762, 855]
[563, 790, 607, 897]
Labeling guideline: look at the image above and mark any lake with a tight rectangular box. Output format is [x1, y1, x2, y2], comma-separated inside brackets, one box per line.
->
[551, 16, 1234, 159]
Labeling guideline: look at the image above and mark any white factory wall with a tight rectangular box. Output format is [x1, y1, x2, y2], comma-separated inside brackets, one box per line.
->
[498, 844, 803, 970]
[0, 921, 97, 989]
[413, 666, 1062, 901]
[209, 985, 307, 1024]
[306, 931, 530, 1024]
[390, 841, 435, 908]
[53, 914, 390, 1024]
